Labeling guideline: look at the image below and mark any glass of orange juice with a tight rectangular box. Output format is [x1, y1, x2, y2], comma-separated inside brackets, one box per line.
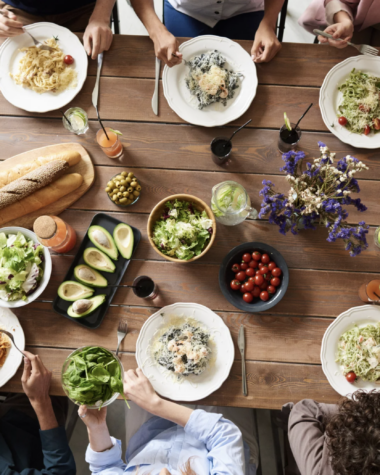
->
[96, 127, 123, 159]
[359, 280, 380, 304]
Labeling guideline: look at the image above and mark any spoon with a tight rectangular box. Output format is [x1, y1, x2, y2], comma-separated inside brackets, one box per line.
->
[0, 329, 24, 357]
[224, 119, 252, 146]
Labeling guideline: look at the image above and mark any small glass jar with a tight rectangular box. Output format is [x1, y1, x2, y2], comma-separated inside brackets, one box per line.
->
[33, 215, 76, 253]
[375, 227, 380, 250]
[62, 107, 89, 135]
[278, 122, 301, 153]
[106, 172, 141, 208]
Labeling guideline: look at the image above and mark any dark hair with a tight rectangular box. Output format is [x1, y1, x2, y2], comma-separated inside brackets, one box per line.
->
[326, 390, 380, 475]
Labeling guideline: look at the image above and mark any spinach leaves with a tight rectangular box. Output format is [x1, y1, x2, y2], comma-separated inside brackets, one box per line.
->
[62, 346, 129, 408]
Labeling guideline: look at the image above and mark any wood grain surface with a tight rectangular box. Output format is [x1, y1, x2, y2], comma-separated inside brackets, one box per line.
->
[0, 143, 94, 228]
[0, 36, 379, 409]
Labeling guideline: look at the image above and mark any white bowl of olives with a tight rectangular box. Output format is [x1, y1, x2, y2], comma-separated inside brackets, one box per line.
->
[105, 171, 141, 207]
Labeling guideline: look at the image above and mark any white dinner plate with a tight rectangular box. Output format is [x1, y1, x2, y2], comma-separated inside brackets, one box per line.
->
[321, 305, 380, 397]
[0, 22, 88, 113]
[0, 307, 25, 387]
[320, 55, 380, 149]
[162, 35, 257, 127]
[136, 302, 234, 401]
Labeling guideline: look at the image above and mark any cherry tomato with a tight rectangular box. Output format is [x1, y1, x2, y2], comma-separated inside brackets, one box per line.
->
[240, 263, 248, 270]
[373, 118, 380, 130]
[268, 261, 277, 271]
[260, 291, 269, 301]
[338, 116, 347, 126]
[364, 125, 371, 135]
[230, 279, 241, 290]
[243, 292, 253, 303]
[271, 277, 281, 287]
[231, 263, 240, 273]
[240, 285, 246, 293]
[246, 267, 255, 277]
[242, 253, 252, 263]
[268, 285, 276, 295]
[345, 371, 356, 383]
[259, 266, 269, 275]
[252, 286, 261, 297]
[255, 269, 261, 275]
[248, 277, 255, 283]
[249, 260, 258, 269]
[252, 251, 261, 261]
[64, 55, 74, 65]
[254, 274, 264, 286]
[272, 267, 282, 277]
[261, 253, 270, 264]
[236, 271, 247, 282]
[258, 262, 264, 269]
[260, 280, 269, 290]
[243, 281, 254, 292]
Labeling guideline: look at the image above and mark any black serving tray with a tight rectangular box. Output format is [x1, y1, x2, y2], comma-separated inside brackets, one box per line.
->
[52, 213, 141, 329]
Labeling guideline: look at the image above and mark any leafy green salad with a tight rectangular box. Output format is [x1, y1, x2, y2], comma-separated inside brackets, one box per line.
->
[337, 323, 380, 382]
[337, 69, 380, 135]
[152, 200, 213, 260]
[62, 346, 129, 408]
[0, 232, 44, 302]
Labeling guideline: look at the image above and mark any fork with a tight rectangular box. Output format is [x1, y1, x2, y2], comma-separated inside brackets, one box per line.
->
[116, 320, 128, 356]
[0, 329, 24, 357]
[314, 29, 378, 57]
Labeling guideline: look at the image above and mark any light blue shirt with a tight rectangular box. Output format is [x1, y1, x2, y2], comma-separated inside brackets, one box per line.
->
[86, 409, 255, 475]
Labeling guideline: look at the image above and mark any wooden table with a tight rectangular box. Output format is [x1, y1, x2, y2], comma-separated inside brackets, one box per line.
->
[1, 36, 379, 409]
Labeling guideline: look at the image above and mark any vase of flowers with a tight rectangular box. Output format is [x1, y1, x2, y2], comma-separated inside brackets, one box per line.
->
[259, 142, 369, 256]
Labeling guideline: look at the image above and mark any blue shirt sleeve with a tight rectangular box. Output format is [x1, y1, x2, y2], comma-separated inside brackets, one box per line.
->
[184, 409, 246, 475]
[86, 437, 126, 474]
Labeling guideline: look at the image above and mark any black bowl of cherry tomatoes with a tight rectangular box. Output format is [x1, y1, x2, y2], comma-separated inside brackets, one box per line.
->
[219, 242, 289, 312]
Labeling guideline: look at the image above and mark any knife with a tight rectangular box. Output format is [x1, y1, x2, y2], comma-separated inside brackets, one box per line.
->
[152, 57, 160, 116]
[238, 325, 248, 396]
[92, 52, 104, 117]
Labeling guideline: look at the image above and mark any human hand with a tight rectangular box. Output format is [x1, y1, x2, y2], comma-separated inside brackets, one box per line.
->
[123, 368, 160, 411]
[78, 405, 107, 430]
[0, 9, 24, 38]
[251, 20, 281, 63]
[21, 351, 52, 406]
[151, 26, 182, 67]
[318, 21, 354, 49]
[83, 18, 113, 59]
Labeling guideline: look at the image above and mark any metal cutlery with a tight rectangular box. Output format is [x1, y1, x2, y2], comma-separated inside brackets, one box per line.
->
[238, 325, 247, 396]
[92, 52, 109, 139]
[314, 29, 378, 57]
[0, 329, 24, 356]
[151, 57, 160, 116]
[116, 320, 128, 356]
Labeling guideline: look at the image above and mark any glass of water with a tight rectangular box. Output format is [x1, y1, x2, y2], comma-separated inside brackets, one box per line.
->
[62, 107, 89, 135]
[211, 181, 257, 226]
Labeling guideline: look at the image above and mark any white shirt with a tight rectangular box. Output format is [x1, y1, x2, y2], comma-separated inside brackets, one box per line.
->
[167, 0, 265, 28]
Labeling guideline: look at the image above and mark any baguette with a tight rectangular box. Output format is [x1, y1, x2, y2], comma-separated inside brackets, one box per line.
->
[0, 173, 84, 226]
[0, 160, 69, 210]
[0, 150, 81, 188]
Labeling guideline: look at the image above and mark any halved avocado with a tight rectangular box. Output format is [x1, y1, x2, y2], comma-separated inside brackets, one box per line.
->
[58, 281, 94, 301]
[83, 247, 116, 273]
[74, 265, 108, 287]
[113, 223, 134, 259]
[67, 294, 106, 318]
[88, 225, 118, 260]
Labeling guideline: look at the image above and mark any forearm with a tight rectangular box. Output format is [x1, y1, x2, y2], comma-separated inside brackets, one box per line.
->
[333, 10, 352, 24]
[32, 398, 59, 431]
[262, 0, 285, 29]
[87, 423, 114, 452]
[130, 0, 164, 39]
[91, 0, 115, 22]
[148, 396, 193, 427]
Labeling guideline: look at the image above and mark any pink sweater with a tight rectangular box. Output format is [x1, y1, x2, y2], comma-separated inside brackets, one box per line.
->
[299, 0, 380, 35]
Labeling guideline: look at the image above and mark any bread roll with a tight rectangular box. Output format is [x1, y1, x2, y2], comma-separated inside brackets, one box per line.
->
[0, 149, 81, 188]
[0, 173, 84, 226]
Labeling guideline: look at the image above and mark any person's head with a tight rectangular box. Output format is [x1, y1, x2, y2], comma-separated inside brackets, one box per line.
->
[326, 390, 380, 475]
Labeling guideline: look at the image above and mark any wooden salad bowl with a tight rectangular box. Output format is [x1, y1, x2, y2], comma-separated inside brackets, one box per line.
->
[147, 194, 216, 263]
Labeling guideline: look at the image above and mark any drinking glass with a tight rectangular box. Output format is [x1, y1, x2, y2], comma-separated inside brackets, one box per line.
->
[375, 226, 380, 250]
[132, 276, 158, 300]
[278, 123, 301, 153]
[96, 128, 124, 159]
[358, 280, 380, 304]
[62, 107, 89, 135]
[211, 181, 257, 226]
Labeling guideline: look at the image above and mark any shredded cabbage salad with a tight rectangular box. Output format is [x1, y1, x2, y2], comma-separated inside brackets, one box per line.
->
[0, 232, 44, 301]
[336, 323, 380, 382]
[152, 200, 213, 261]
[337, 68, 380, 134]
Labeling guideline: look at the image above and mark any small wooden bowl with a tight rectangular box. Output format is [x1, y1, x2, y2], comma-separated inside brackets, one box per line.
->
[147, 194, 216, 263]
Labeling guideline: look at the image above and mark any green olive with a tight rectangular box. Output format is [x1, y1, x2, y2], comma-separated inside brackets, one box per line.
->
[119, 197, 127, 204]
[127, 187, 133, 193]
[115, 200, 121, 205]
[112, 194, 117, 201]
[123, 192, 129, 197]
[125, 177, 131, 184]
[117, 192, 122, 198]
[133, 190, 140, 197]
[105, 187, 111, 193]
[120, 180, 127, 186]
[131, 182, 138, 188]
[107, 181, 114, 188]
[116, 175, 123, 180]
[126, 199, 132, 205]
[128, 172, 134, 178]
[116, 181, 122, 187]
[119, 186, 126, 192]
[136, 185, 142, 192]
[112, 188, 118, 194]
[121, 171, 127, 177]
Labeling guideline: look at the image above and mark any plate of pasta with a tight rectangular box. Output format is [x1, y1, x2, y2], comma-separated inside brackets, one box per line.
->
[136, 302, 234, 401]
[0, 307, 25, 388]
[0, 22, 88, 113]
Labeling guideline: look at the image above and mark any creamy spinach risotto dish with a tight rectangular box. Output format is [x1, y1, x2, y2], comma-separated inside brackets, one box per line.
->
[154, 322, 211, 377]
[185, 50, 241, 110]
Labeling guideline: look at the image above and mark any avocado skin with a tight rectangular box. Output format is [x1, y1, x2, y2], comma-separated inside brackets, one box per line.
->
[67, 294, 107, 318]
[58, 281, 94, 302]
[83, 247, 116, 273]
[88, 225, 118, 260]
[74, 265, 108, 287]
[113, 223, 134, 259]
